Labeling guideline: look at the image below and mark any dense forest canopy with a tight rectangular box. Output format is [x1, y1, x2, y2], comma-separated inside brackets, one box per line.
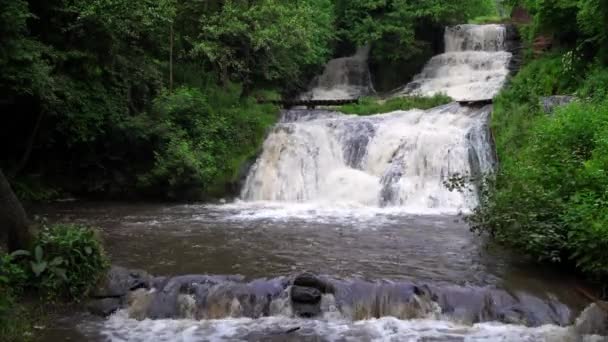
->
[0, 0, 498, 200]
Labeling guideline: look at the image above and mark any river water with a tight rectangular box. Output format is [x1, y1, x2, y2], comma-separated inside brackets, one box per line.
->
[32, 24, 607, 341]
[35, 201, 595, 341]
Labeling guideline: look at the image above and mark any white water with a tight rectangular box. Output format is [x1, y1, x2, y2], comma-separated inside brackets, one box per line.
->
[241, 103, 494, 214]
[302, 46, 374, 100]
[399, 24, 512, 101]
[78, 24, 608, 342]
[99, 311, 605, 342]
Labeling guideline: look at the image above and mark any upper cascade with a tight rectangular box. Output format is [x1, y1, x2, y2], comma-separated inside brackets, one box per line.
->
[301, 46, 375, 100]
[399, 24, 512, 102]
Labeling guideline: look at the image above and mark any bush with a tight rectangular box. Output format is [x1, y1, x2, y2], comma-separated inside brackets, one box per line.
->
[471, 98, 608, 277]
[136, 85, 278, 199]
[338, 95, 452, 116]
[31, 224, 109, 300]
[0, 251, 28, 315]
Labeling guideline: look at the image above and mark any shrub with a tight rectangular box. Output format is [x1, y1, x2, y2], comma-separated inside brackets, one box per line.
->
[0, 251, 28, 315]
[338, 95, 452, 116]
[136, 85, 278, 198]
[471, 98, 608, 277]
[29, 224, 109, 300]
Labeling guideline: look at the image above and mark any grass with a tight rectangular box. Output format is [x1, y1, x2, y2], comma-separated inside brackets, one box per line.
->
[0, 300, 47, 342]
[469, 15, 510, 25]
[337, 95, 452, 115]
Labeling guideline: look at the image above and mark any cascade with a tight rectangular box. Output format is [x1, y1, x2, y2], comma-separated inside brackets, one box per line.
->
[240, 25, 511, 213]
[241, 104, 494, 213]
[399, 24, 512, 102]
[301, 46, 375, 100]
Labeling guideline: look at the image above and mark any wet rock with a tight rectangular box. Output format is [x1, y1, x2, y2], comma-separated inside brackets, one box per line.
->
[87, 297, 122, 317]
[293, 273, 335, 294]
[575, 303, 608, 336]
[127, 288, 154, 321]
[92, 266, 151, 298]
[291, 286, 322, 304]
[540, 96, 576, 114]
[292, 302, 321, 318]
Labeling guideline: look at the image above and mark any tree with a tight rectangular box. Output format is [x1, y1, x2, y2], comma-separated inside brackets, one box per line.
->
[0, 170, 35, 251]
[192, 0, 334, 95]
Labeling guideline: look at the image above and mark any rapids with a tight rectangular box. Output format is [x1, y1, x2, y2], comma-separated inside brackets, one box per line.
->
[398, 24, 512, 101]
[36, 24, 608, 342]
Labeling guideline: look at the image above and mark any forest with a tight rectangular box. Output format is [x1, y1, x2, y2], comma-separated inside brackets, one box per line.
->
[1, 0, 495, 201]
[2, 0, 608, 340]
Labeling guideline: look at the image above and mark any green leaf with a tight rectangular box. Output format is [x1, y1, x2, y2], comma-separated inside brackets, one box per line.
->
[31, 261, 47, 277]
[84, 246, 92, 255]
[50, 257, 64, 266]
[53, 268, 68, 282]
[10, 250, 30, 258]
[34, 246, 43, 262]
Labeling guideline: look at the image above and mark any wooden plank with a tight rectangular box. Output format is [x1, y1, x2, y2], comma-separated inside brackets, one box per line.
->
[257, 98, 360, 108]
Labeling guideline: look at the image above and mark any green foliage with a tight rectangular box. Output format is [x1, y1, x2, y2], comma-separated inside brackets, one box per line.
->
[338, 95, 452, 115]
[194, 0, 334, 91]
[335, 0, 497, 61]
[31, 224, 109, 300]
[515, 0, 608, 59]
[0, 251, 33, 342]
[469, 16, 508, 25]
[491, 55, 577, 158]
[471, 54, 608, 277]
[137, 85, 278, 198]
[11, 176, 60, 203]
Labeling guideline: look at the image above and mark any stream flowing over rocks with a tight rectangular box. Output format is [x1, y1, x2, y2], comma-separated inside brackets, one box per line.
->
[87, 268, 607, 341]
[38, 24, 608, 341]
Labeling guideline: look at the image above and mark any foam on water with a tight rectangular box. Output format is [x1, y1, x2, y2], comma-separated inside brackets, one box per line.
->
[98, 311, 604, 342]
[399, 24, 512, 101]
[240, 103, 494, 214]
[302, 46, 374, 100]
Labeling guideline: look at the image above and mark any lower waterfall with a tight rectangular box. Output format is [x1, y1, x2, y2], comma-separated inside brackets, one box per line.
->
[241, 103, 494, 213]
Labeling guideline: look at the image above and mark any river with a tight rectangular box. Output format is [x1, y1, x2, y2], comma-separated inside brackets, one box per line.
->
[32, 24, 606, 341]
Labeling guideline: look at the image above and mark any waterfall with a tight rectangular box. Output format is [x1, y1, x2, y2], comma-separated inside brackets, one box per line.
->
[241, 104, 494, 213]
[302, 46, 374, 100]
[240, 24, 511, 213]
[399, 24, 512, 102]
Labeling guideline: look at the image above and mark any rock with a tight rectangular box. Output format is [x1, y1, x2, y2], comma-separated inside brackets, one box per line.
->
[290, 286, 322, 304]
[127, 288, 154, 321]
[292, 302, 321, 318]
[575, 303, 608, 336]
[92, 266, 152, 298]
[293, 273, 335, 294]
[87, 297, 122, 317]
[540, 96, 576, 114]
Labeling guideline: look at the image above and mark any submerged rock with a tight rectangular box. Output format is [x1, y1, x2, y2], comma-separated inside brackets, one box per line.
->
[293, 273, 335, 294]
[87, 297, 123, 317]
[92, 266, 151, 298]
[575, 303, 608, 336]
[291, 286, 322, 304]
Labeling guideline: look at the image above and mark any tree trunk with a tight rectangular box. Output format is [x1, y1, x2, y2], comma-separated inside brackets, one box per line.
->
[169, 23, 174, 93]
[0, 169, 35, 251]
[13, 109, 45, 176]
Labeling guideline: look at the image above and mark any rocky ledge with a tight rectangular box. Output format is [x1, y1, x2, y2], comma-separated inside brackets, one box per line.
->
[87, 266, 608, 337]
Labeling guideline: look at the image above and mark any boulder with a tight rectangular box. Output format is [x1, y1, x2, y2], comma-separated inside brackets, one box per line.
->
[292, 302, 321, 318]
[575, 303, 608, 336]
[87, 297, 123, 317]
[540, 96, 576, 114]
[291, 286, 322, 304]
[92, 266, 152, 298]
[293, 273, 335, 294]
